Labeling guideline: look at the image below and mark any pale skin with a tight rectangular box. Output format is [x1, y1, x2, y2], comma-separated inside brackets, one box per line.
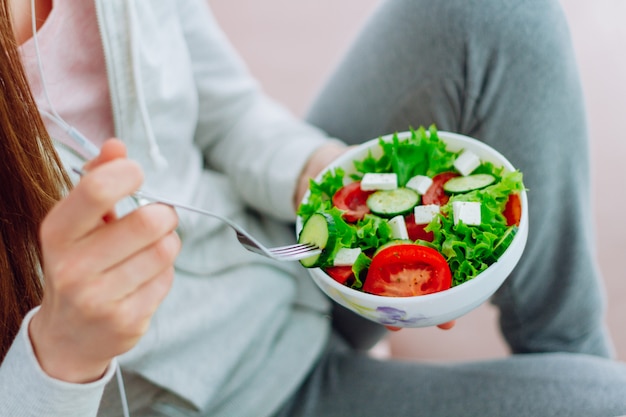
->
[9, 0, 51, 45]
[11, 0, 450, 385]
[30, 141, 181, 383]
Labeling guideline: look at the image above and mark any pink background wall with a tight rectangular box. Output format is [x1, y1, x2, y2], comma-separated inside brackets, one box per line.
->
[209, 0, 626, 361]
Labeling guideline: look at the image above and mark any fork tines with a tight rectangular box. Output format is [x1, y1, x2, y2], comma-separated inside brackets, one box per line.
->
[269, 243, 320, 255]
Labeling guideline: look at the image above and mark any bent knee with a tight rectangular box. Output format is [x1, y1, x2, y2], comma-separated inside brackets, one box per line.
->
[390, 0, 573, 60]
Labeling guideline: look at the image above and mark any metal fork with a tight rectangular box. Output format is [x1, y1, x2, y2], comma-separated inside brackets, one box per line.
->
[72, 168, 321, 262]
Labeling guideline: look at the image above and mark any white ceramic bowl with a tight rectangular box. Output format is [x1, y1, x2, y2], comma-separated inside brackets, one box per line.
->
[296, 130, 528, 328]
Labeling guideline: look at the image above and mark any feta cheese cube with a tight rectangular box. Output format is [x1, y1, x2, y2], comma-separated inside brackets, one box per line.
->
[413, 204, 441, 224]
[361, 173, 398, 191]
[454, 150, 481, 176]
[333, 247, 362, 266]
[387, 215, 409, 240]
[405, 175, 433, 195]
[452, 201, 481, 226]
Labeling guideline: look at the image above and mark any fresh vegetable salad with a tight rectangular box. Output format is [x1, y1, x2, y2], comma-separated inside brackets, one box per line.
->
[297, 126, 525, 297]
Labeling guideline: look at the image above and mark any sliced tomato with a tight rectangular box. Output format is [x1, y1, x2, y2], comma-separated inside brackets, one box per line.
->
[503, 193, 522, 226]
[363, 244, 451, 297]
[404, 214, 435, 242]
[325, 265, 354, 285]
[421, 172, 460, 206]
[332, 181, 374, 223]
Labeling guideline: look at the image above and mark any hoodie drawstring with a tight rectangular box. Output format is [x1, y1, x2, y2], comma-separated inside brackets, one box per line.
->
[125, 0, 169, 170]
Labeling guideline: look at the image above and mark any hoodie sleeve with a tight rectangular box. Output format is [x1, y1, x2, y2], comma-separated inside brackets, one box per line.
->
[0, 308, 116, 417]
[175, 0, 344, 221]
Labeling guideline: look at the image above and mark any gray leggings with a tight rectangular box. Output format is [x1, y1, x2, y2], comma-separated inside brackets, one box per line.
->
[274, 0, 626, 416]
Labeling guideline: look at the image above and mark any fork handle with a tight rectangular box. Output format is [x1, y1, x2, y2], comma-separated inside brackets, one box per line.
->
[133, 191, 244, 232]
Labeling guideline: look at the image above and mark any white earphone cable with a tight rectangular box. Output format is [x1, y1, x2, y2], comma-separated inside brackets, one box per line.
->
[116, 362, 131, 417]
[29, 0, 100, 159]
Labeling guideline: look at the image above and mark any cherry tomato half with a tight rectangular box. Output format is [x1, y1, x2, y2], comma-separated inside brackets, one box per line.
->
[363, 244, 451, 297]
[421, 172, 459, 206]
[332, 181, 374, 223]
[503, 193, 522, 226]
[405, 214, 435, 242]
[325, 265, 354, 285]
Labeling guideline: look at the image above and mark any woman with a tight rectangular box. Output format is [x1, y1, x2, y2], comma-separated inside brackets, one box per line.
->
[0, 0, 181, 394]
[1, 0, 625, 416]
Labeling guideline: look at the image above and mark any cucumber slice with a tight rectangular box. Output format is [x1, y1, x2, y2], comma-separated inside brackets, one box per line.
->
[443, 174, 496, 193]
[485, 225, 518, 264]
[298, 213, 337, 268]
[366, 188, 419, 218]
[492, 226, 518, 259]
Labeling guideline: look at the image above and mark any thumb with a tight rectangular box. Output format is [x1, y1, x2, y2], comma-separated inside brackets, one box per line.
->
[81, 139, 129, 223]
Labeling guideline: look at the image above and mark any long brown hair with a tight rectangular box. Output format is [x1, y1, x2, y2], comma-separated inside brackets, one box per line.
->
[0, 0, 71, 361]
